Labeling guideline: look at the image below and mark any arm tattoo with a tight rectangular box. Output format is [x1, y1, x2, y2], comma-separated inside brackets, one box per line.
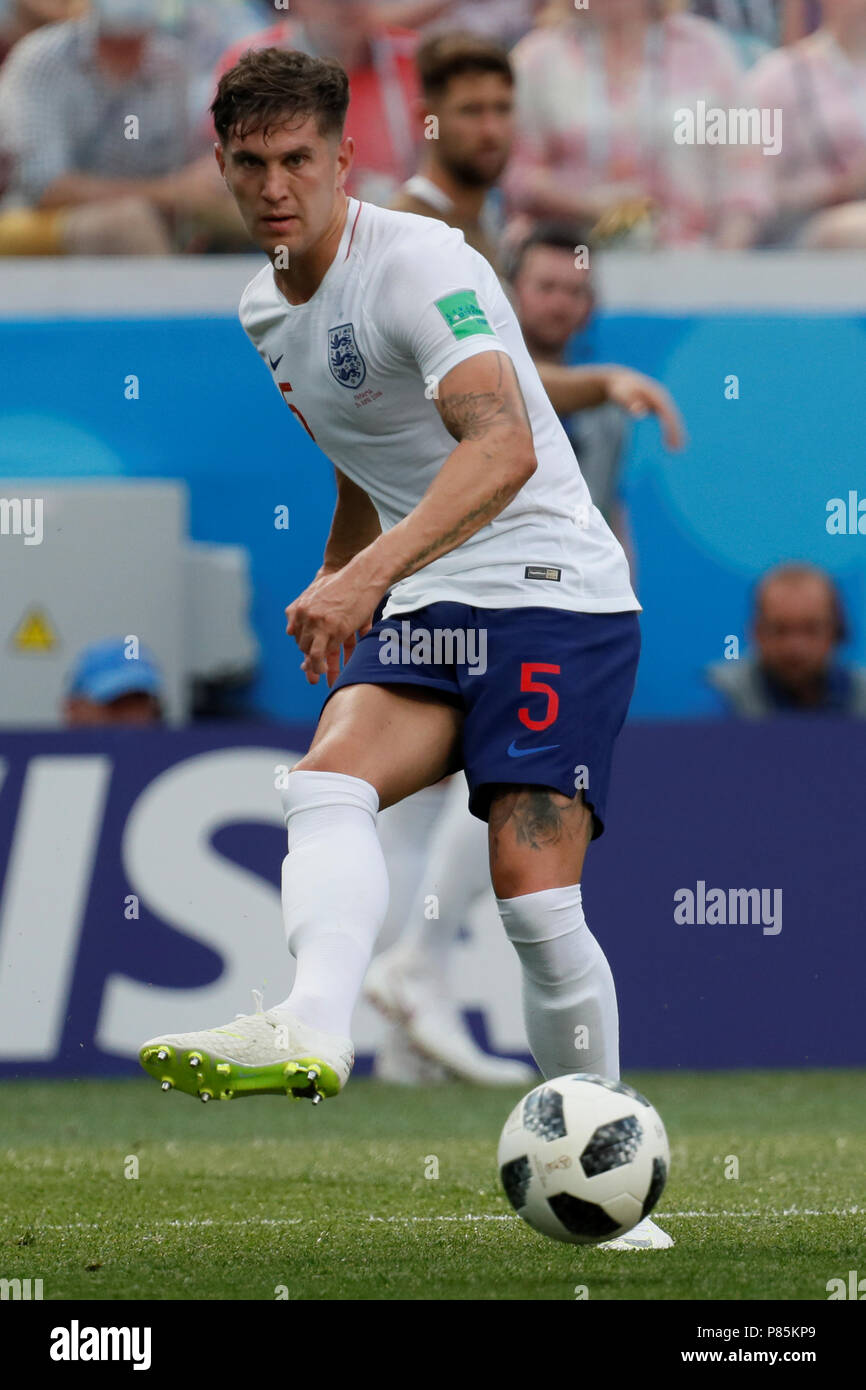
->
[390, 355, 534, 581]
[438, 352, 532, 442]
[391, 481, 515, 580]
[439, 388, 511, 442]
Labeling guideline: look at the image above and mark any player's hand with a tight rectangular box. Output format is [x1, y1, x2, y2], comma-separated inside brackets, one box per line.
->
[604, 368, 686, 452]
[285, 571, 379, 687]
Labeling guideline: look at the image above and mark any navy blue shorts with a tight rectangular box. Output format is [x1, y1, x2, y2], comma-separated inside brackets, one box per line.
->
[321, 601, 640, 837]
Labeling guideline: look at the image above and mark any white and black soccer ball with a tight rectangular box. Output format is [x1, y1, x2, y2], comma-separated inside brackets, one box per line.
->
[497, 1073, 670, 1245]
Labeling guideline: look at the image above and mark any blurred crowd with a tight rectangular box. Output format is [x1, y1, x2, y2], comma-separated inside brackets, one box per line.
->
[1, 0, 865, 255]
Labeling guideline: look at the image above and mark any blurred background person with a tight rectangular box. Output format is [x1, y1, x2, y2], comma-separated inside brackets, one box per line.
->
[62, 638, 164, 726]
[213, 0, 420, 207]
[745, 0, 866, 247]
[705, 563, 866, 715]
[0, 0, 86, 69]
[391, 29, 514, 269]
[0, 0, 244, 256]
[160, 1, 278, 129]
[508, 223, 638, 566]
[690, 1, 820, 64]
[393, 30, 687, 435]
[505, 0, 769, 248]
[378, 0, 539, 47]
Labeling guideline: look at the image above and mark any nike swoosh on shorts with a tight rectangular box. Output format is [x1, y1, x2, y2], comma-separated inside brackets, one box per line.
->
[507, 740, 561, 757]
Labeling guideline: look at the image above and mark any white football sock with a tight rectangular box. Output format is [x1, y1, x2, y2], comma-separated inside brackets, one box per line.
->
[495, 882, 619, 1080]
[375, 780, 450, 953]
[393, 775, 489, 994]
[273, 769, 389, 1037]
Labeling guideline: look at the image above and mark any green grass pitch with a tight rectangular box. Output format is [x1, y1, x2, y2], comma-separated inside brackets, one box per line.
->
[1, 1070, 863, 1301]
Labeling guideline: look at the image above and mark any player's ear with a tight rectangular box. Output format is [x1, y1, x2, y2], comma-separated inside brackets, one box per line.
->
[335, 135, 354, 189]
[214, 142, 226, 179]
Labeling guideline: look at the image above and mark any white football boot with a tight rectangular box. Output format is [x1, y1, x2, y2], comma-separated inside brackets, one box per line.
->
[598, 1217, 674, 1250]
[372, 1019, 449, 1085]
[364, 950, 536, 1086]
[140, 992, 354, 1104]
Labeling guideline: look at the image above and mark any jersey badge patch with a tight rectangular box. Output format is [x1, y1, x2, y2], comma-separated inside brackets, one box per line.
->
[435, 290, 494, 341]
[328, 323, 367, 389]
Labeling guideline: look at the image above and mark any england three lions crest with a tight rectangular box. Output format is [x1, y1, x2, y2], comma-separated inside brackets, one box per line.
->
[328, 322, 367, 389]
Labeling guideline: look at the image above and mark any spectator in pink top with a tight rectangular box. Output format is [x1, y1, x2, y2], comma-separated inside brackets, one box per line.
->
[214, 0, 420, 207]
[505, 0, 769, 248]
[745, 0, 866, 245]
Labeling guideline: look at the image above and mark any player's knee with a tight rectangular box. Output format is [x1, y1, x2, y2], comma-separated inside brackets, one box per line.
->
[495, 879, 585, 936]
[495, 882, 592, 986]
[489, 859, 532, 900]
[280, 765, 379, 826]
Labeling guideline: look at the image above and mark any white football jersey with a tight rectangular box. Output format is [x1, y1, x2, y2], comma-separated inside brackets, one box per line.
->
[239, 197, 640, 618]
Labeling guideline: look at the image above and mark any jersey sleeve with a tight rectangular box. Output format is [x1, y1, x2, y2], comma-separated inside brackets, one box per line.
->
[376, 230, 510, 386]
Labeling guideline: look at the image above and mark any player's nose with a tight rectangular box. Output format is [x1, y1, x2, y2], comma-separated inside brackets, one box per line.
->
[261, 170, 290, 203]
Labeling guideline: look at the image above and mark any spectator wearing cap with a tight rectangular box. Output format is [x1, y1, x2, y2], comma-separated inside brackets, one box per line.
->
[705, 564, 866, 717]
[63, 638, 164, 726]
[213, 0, 420, 207]
[745, 0, 866, 246]
[0, 0, 244, 255]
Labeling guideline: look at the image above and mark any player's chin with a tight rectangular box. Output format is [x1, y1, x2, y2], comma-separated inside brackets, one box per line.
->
[259, 218, 302, 251]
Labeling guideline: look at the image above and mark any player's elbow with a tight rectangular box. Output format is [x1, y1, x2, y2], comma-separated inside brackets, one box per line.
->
[505, 437, 537, 489]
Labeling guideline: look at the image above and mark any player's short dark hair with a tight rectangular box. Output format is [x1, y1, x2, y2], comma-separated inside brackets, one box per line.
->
[507, 223, 597, 283]
[416, 31, 513, 100]
[211, 47, 350, 144]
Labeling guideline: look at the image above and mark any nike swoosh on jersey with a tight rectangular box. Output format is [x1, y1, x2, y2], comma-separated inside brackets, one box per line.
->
[268, 354, 283, 371]
[507, 740, 561, 757]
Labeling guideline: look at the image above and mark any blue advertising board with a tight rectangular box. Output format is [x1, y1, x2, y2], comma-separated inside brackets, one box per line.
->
[0, 719, 862, 1077]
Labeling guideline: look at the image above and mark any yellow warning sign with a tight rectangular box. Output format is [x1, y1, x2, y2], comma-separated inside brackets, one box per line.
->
[12, 608, 57, 651]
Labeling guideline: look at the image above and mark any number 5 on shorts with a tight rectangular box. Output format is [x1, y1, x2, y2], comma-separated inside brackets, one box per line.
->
[519, 662, 561, 731]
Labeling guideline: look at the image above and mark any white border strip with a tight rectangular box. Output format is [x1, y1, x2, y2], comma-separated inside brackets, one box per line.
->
[0, 253, 866, 318]
[1, 1208, 860, 1229]
[0, 256, 265, 319]
[597, 251, 866, 312]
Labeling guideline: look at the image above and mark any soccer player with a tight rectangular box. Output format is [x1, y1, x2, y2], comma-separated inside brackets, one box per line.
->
[366, 226, 673, 1085]
[140, 46, 671, 1250]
